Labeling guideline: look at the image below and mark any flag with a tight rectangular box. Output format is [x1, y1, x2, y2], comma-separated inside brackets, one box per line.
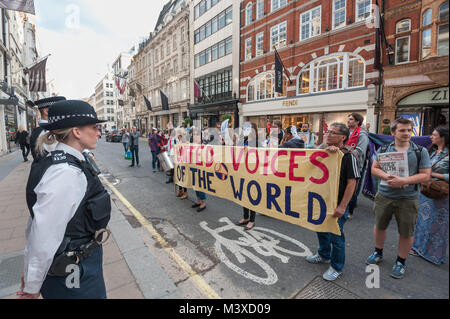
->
[115, 75, 126, 95]
[194, 80, 201, 98]
[144, 95, 152, 111]
[28, 58, 47, 92]
[160, 89, 169, 111]
[274, 50, 283, 94]
[0, 0, 35, 14]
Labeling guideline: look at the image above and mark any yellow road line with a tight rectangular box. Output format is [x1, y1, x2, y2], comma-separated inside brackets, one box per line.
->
[101, 176, 221, 299]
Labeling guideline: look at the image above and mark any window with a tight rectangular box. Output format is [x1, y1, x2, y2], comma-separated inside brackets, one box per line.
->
[396, 19, 411, 33]
[181, 27, 185, 42]
[212, 17, 218, 33]
[194, 7, 232, 44]
[246, 3, 253, 26]
[396, 36, 410, 64]
[219, 11, 226, 28]
[270, 21, 287, 50]
[225, 37, 233, 54]
[173, 34, 177, 49]
[226, 7, 232, 24]
[356, 0, 371, 22]
[194, 37, 232, 68]
[257, 0, 264, 20]
[438, 24, 449, 56]
[271, 0, 287, 12]
[256, 32, 264, 56]
[422, 9, 433, 59]
[333, 0, 346, 29]
[296, 53, 365, 95]
[247, 72, 287, 102]
[245, 38, 252, 60]
[439, 2, 449, 20]
[300, 6, 321, 41]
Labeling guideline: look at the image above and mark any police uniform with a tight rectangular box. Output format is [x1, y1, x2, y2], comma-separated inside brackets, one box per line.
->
[23, 100, 110, 299]
[29, 96, 66, 162]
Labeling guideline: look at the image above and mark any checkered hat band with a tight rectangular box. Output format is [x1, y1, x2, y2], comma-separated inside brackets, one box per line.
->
[48, 113, 97, 124]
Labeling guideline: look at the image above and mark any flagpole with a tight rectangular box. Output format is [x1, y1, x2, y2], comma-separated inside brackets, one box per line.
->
[194, 79, 212, 102]
[273, 47, 292, 84]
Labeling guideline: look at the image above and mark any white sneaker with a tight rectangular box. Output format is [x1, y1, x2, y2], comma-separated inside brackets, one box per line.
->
[306, 253, 331, 264]
[323, 266, 341, 281]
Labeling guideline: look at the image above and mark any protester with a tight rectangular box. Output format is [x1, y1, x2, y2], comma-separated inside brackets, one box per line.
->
[365, 122, 371, 132]
[16, 126, 30, 162]
[305, 123, 360, 281]
[128, 126, 140, 167]
[190, 127, 207, 211]
[272, 120, 284, 146]
[367, 118, 431, 279]
[279, 126, 305, 149]
[175, 131, 188, 198]
[346, 113, 369, 218]
[121, 128, 130, 154]
[235, 123, 259, 230]
[411, 126, 449, 264]
[208, 121, 224, 145]
[164, 129, 175, 184]
[149, 128, 161, 172]
[19, 100, 110, 299]
[301, 123, 316, 149]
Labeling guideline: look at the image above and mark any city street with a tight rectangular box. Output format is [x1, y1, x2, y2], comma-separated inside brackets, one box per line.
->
[92, 137, 449, 299]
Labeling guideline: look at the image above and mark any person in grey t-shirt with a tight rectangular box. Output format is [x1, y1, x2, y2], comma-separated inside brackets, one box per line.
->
[366, 118, 431, 280]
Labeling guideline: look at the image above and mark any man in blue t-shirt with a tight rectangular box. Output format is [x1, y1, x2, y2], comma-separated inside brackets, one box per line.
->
[366, 118, 431, 279]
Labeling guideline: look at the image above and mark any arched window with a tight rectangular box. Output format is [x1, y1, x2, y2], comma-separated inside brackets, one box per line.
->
[247, 72, 288, 102]
[422, 9, 433, 59]
[396, 19, 411, 33]
[296, 53, 365, 95]
[246, 3, 253, 26]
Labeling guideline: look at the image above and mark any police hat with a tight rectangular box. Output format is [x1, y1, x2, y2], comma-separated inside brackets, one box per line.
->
[34, 96, 67, 110]
[40, 100, 106, 131]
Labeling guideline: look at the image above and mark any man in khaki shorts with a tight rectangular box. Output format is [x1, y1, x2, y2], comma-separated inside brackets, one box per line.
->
[366, 118, 431, 279]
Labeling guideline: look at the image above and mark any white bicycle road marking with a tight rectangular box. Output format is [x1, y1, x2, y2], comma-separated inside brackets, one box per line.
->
[200, 217, 312, 285]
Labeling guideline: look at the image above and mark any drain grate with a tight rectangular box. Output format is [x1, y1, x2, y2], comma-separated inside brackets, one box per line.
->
[0, 251, 24, 298]
[294, 276, 360, 299]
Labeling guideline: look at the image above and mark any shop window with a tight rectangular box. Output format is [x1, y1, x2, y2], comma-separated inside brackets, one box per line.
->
[396, 36, 410, 64]
[300, 6, 321, 41]
[296, 53, 364, 95]
[246, 2, 253, 26]
[247, 72, 287, 102]
[396, 19, 411, 33]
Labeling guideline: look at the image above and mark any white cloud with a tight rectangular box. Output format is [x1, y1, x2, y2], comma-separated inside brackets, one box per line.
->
[34, 0, 167, 99]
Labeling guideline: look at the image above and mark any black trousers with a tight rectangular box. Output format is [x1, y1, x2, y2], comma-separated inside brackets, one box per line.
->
[131, 146, 139, 165]
[20, 144, 30, 160]
[243, 207, 256, 222]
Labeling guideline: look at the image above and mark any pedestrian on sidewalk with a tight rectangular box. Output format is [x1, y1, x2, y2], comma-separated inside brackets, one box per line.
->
[305, 123, 360, 281]
[18, 100, 111, 299]
[366, 118, 431, 279]
[16, 126, 30, 162]
[29, 97, 67, 162]
[121, 128, 130, 154]
[149, 128, 161, 172]
[129, 126, 140, 167]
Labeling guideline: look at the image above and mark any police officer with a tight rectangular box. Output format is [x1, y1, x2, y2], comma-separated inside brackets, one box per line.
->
[29, 96, 66, 161]
[18, 100, 111, 299]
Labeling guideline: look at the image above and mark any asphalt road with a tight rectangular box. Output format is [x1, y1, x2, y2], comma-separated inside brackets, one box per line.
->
[93, 137, 449, 299]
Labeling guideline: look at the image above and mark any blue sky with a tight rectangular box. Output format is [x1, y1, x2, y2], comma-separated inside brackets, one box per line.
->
[33, 0, 167, 98]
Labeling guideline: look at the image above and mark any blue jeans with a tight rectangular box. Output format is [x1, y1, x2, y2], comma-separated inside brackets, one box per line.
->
[316, 208, 349, 272]
[123, 142, 129, 153]
[195, 191, 206, 201]
[151, 150, 160, 170]
[131, 146, 139, 165]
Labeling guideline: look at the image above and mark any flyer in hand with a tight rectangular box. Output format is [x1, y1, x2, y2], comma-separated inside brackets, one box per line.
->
[378, 152, 409, 186]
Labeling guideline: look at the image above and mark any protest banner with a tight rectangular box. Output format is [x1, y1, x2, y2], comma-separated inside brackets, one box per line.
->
[174, 144, 343, 235]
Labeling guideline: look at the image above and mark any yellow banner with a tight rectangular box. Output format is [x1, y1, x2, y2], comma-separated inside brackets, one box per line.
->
[174, 144, 343, 235]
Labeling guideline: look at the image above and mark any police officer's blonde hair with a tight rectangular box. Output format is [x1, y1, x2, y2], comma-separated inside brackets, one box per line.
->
[36, 128, 73, 155]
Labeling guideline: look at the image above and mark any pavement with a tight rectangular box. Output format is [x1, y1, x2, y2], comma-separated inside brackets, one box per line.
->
[0, 150, 179, 299]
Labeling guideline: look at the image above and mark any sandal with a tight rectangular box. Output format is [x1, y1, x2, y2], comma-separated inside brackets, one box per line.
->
[235, 220, 249, 226]
[244, 222, 255, 231]
[180, 192, 188, 200]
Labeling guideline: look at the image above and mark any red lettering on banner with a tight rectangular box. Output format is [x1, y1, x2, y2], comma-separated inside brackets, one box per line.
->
[196, 145, 204, 166]
[188, 145, 195, 164]
[176, 146, 185, 163]
[271, 150, 287, 178]
[231, 147, 245, 171]
[289, 151, 306, 182]
[245, 148, 259, 174]
[205, 146, 214, 167]
[309, 151, 329, 184]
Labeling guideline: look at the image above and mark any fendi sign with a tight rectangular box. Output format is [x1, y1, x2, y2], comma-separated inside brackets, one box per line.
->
[282, 100, 298, 107]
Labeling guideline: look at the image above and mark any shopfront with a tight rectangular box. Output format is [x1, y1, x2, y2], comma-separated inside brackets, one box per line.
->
[189, 99, 239, 129]
[396, 86, 449, 136]
[242, 88, 372, 144]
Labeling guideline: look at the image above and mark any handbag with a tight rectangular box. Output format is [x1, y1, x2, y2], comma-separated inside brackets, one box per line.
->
[420, 154, 449, 199]
[125, 149, 132, 160]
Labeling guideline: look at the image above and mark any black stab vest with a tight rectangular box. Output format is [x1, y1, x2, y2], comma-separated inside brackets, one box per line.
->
[29, 127, 44, 161]
[26, 151, 111, 242]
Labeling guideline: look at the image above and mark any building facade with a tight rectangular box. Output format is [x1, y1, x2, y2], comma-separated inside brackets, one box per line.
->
[380, 0, 449, 136]
[189, 0, 241, 129]
[239, 0, 380, 142]
[94, 74, 116, 131]
[112, 51, 133, 129]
